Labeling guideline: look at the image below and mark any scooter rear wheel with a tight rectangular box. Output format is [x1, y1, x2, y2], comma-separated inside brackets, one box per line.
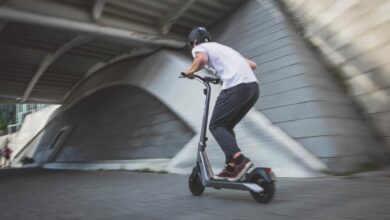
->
[189, 166, 205, 196]
[250, 174, 275, 203]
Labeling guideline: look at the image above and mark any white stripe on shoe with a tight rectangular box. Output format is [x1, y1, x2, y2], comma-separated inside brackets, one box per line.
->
[227, 161, 253, 182]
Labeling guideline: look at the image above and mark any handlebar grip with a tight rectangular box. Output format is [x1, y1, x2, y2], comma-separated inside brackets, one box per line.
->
[180, 72, 196, 80]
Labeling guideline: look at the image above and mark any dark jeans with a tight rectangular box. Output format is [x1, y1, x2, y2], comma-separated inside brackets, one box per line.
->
[209, 82, 259, 164]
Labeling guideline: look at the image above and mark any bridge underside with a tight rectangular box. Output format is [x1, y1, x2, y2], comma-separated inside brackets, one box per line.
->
[1, 0, 388, 175]
[0, 0, 243, 103]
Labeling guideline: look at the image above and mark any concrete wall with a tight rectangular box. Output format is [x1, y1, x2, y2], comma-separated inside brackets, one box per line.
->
[32, 84, 194, 164]
[281, 0, 390, 153]
[209, 0, 388, 172]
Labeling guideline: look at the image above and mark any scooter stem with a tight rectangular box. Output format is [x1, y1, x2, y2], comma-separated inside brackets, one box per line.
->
[199, 79, 211, 151]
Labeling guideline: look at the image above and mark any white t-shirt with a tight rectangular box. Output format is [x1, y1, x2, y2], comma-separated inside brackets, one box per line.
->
[192, 42, 258, 90]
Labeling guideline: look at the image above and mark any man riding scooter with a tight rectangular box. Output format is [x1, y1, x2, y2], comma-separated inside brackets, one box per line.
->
[183, 27, 259, 181]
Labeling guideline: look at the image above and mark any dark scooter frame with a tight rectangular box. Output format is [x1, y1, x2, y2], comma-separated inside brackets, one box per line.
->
[180, 73, 276, 203]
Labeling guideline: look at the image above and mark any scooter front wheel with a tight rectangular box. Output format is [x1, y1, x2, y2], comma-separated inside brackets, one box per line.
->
[250, 174, 275, 203]
[188, 166, 205, 196]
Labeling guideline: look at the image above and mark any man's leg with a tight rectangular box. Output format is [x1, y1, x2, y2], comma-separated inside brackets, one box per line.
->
[209, 83, 259, 180]
[226, 83, 259, 179]
[222, 82, 259, 161]
[209, 89, 249, 164]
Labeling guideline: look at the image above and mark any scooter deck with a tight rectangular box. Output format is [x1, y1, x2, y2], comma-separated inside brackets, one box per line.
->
[205, 178, 264, 193]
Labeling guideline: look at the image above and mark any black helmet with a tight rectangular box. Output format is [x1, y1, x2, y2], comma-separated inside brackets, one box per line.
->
[187, 27, 211, 47]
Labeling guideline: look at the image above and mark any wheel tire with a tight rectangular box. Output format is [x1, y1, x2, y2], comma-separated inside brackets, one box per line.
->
[188, 166, 205, 196]
[250, 175, 275, 203]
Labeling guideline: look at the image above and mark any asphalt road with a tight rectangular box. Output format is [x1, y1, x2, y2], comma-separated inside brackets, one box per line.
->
[0, 168, 389, 220]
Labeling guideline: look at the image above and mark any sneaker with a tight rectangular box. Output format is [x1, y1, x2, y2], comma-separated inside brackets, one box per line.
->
[233, 157, 253, 181]
[213, 164, 235, 180]
[213, 158, 253, 181]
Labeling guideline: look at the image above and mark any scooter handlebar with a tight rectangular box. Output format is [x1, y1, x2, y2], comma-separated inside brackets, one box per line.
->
[179, 72, 222, 85]
[204, 76, 222, 85]
[179, 72, 198, 80]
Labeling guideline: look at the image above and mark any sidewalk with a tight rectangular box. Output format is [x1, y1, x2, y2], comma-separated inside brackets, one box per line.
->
[0, 168, 389, 220]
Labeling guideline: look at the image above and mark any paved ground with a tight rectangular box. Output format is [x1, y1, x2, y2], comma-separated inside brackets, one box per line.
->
[0, 168, 389, 220]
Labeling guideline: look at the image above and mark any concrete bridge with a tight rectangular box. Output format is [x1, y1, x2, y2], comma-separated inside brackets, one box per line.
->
[0, 0, 389, 176]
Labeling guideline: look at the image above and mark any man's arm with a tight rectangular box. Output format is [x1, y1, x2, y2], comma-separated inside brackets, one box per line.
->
[184, 52, 208, 78]
[246, 59, 257, 71]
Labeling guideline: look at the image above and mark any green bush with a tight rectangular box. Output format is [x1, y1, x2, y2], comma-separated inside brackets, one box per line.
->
[0, 117, 7, 132]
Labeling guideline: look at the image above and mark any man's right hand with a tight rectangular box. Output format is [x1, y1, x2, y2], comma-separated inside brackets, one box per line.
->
[182, 70, 195, 79]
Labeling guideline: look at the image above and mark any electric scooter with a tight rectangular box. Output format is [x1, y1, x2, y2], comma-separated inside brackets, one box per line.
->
[180, 72, 276, 204]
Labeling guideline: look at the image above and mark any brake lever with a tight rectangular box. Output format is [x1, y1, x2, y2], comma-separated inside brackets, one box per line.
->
[179, 72, 186, 78]
[214, 80, 223, 85]
[204, 76, 222, 85]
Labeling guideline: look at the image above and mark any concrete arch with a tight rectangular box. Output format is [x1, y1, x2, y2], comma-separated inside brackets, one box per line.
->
[33, 83, 194, 166]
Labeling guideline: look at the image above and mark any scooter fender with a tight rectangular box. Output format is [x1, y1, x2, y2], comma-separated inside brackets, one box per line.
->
[246, 167, 275, 183]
